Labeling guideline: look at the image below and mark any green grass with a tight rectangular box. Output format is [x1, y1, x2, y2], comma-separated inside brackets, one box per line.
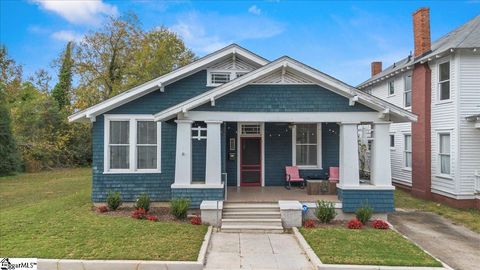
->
[300, 227, 442, 267]
[395, 189, 480, 233]
[0, 168, 207, 260]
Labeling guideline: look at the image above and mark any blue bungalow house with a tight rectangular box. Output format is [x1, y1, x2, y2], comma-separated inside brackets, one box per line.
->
[69, 44, 416, 216]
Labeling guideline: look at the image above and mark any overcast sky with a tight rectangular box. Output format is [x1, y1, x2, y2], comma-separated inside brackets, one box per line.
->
[1, 0, 478, 86]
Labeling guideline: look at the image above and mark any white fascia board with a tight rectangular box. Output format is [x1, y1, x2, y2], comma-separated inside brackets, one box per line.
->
[154, 57, 417, 123]
[68, 44, 268, 123]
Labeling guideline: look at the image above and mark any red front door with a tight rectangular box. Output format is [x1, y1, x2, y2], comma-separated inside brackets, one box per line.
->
[240, 137, 262, 186]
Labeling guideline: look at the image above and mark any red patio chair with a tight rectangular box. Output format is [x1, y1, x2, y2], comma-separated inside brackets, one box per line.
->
[285, 166, 305, 190]
[329, 167, 339, 183]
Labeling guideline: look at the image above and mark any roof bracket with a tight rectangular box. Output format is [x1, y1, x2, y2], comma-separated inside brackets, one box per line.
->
[158, 83, 164, 92]
[210, 97, 215, 106]
[181, 107, 188, 116]
[378, 108, 390, 120]
[349, 95, 359, 106]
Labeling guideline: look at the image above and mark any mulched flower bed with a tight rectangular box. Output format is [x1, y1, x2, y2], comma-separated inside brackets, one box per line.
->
[93, 206, 200, 222]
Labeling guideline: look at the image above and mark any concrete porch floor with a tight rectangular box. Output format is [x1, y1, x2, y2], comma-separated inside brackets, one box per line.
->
[226, 186, 340, 203]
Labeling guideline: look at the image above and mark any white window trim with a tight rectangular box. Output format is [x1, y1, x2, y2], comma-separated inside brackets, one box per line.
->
[206, 69, 249, 87]
[104, 114, 161, 174]
[404, 73, 412, 109]
[388, 80, 395, 97]
[436, 59, 451, 103]
[292, 123, 322, 170]
[403, 133, 412, 170]
[437, 131, 452, 178]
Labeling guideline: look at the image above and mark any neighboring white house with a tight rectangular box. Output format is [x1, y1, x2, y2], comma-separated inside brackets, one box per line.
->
[358, 10, 480, 208]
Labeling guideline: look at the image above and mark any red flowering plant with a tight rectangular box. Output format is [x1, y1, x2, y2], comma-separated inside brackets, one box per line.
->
[96, 205, 108, 213]
[347, 218, 363, 229]
[190, 215, 202, 225]
[303, 219, 316, 228]
[131, 208, 147, 219]
[372, 219, 389, 229]
[147, 215, 159, 222]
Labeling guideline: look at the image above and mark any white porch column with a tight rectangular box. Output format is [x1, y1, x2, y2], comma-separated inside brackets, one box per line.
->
[339, 122, 360, 187]
[205, 121, 223, 185]
[370, 122, 392, 186]
[174, 120, 193, 185]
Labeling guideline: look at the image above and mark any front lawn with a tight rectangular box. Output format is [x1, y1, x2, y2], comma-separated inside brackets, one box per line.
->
[395, 189, 480, 233]
[300, 227, 442, 267]
[0, 168, 207, 260]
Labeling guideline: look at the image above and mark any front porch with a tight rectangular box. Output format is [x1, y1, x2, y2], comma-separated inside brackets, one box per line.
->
[226, 186, 340, 203]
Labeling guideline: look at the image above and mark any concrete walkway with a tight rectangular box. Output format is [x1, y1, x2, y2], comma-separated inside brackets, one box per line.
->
[204, 232, 313, 270]
[389, 211, 480, 270]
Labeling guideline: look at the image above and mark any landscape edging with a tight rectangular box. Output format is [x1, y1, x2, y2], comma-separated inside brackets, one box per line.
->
[291, 227, 447, 270]
[37, 226, 213, 270]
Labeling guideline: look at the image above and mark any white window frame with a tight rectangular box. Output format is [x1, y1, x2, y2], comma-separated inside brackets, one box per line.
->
[292, 123, 322, 169]
[437, 59, 451, 103]
[388, 80, 395, 96]
[403, 133, 412, 170]
[104, 114, 161, 174]
[207, 69, 249, 86]
[404, 73, 412, 108]
[437, 131, 452, 177]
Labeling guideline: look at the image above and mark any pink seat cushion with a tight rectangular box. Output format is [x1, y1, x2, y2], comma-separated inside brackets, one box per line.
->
[329, 167, 339, 182]
[286, 166, 304, 182]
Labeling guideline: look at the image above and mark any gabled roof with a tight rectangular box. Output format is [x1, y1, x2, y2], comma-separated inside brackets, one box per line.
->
[358, 15, 480, 89]
[68, 44, 269, 122]
[154, 56, 417, 123]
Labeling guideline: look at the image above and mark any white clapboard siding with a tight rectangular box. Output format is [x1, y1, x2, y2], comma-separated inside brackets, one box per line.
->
[430, 55, 457, 195]
[458, 51, 480, 195]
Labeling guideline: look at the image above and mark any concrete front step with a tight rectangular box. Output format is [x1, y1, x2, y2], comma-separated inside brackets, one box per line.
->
[221, 224, 284, 233]
[223, 202, 279, 209]
[221, 218, 282, 226]
[222, 211, 281, 216]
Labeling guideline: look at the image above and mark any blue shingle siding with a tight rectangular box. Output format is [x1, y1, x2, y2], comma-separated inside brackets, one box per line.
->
[192, 139, 206, 182]
[171, 188, 224, 208]
[193, 84, 374, 112]
[92, 71, 211, 202]
[338, 188, 395, 213]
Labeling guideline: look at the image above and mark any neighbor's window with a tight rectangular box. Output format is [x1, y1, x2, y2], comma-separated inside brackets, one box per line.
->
[404, 134, 412, 168]
[439, 133, 451, 175]
[211, 72, 230, 84]
[404, 74, 412, 107]
[390, 134, 395, 148]
[439, 61, 450, 101]
[109, 121, 130, 169]
[295, 124, 320, 167]
[388, 80, 395, 96]
[137, 121, 157, 169]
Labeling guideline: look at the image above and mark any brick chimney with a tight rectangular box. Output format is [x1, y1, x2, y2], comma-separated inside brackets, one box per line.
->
[413, 7, 431, 57]
[371, 61, 382, 77]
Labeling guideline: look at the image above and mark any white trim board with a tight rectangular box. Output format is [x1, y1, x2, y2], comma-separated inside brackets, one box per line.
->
[154, 56, 417, 123]
[68, 44, 268, 123]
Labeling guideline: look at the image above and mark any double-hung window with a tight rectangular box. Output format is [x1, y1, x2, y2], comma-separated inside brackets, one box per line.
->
[105, 115, 161, 173]
[388, 80, 395, 96]
[293, 124, 321, 168]
[404, 74, 412, 108]
[404, 134, 412, 169]
[438, 61, 450, 101]
[438, 133, 451, 175]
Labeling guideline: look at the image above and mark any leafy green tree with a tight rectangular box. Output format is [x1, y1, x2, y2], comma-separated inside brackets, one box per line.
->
[51, 42, 73, 108]
[0, 90, 21, 175]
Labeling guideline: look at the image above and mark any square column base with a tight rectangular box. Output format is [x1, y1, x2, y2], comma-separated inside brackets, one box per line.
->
[338, 186, 395, 213]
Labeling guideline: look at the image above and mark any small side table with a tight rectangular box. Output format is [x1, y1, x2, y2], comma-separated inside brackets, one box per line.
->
[306, 180, 325, 195]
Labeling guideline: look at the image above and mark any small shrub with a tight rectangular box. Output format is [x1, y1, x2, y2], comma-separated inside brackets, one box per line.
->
[170, 198, 190, 219]
[136, 193, 151, 211]
[106, 191, 122, 210]
[131, 208, 147, 219]
[347, 218, 363, 229]
[355, 202, 373, 225]
[96, 205, 108, 213]
[315, 200, 337, 223]
[147, 215, 158, 222]
[191, 215, 201, 225]
[303, 219, 316, 228]
[372, 219, 389, 229]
